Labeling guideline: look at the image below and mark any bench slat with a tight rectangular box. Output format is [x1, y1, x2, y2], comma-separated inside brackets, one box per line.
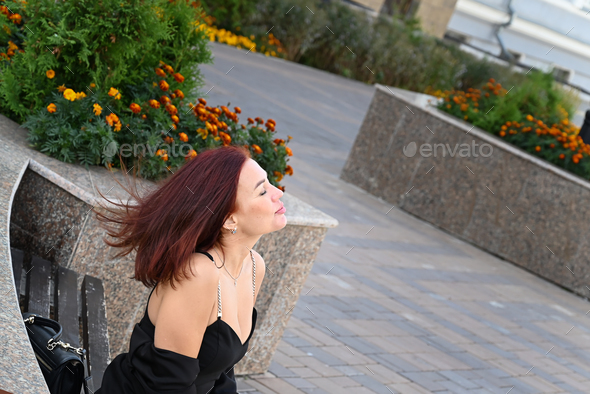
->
[25, 256, 52, 316]
[10, 248, 24, 298]
[82, 275, 110, 391]
[55, 266, 80, 347]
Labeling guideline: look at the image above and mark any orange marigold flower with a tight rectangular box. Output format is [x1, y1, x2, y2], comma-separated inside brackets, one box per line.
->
[285, 165, 293, 176]
[526, 115, 533, 122]
[108, 87, 119, 97]
[559, 153, 565, 159]
[90, 83, 96, 88]
[173, 73, 184, 83]
[174, 89, 184, 99]
[76, 91, 87, 100]
[234, 106, 241, 114]
[198, 98, 207, 105]
[93, 103, 102, 116]
[159, 80, 169, 91]
[160, 95, 171, 105]
[549, 143, 555, 148]
[499, 131, 506, 137]
[247, 117, 254, 124]
[149, 99, 160, 109]
[130, 103, 141, 114]
[535, 146, 541, 152]
[114, 121, 122, 132]
[164, 65, 174, 74]
[285, 147, 293, 156]
[171, 115, 180, 124]
[10, 13, 21, 24]
[155, 67, 166, 77]
[179, 132, 188, 142]
[185, 149, 197, 160]
[252, 144, 263, 154]
[219, 131, 231, 146]
[273, 171, 283, 182]
[241, 124, 246, 129]
[47, 103, 57, 113]
[46, 70, 55, 79]
[106, 113, 119, 127]
[142, 114, 147, 119]
[166, 105, 178, 116]
[56, 84, 66, 93]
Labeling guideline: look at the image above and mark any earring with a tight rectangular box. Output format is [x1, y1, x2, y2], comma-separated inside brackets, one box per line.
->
[232, 227, 237, 234]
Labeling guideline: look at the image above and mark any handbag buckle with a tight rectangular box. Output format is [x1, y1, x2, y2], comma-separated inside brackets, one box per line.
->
[47, 339, 86, 357]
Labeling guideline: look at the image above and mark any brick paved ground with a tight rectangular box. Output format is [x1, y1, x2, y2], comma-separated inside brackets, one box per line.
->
[201, 42, 590, 394]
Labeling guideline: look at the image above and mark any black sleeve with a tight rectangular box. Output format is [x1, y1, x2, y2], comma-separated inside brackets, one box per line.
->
[211, 365, 238, 394]
[126, 324, 202, 393]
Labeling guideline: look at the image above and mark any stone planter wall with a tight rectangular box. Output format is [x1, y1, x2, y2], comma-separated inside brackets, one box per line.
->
[341, 84, 590, 299]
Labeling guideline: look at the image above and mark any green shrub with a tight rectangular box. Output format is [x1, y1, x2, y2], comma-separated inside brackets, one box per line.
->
[0, 0, 213, 122]
[197, 0, 258, 31]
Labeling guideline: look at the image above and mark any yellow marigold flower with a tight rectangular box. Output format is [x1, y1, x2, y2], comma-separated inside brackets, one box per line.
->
[63, 89, 77, 101]
[93, 103, 102, 116]
[47, 103, 57, 113]
[57, 84, 67, 93]
[46, 70, 55, 79]
[114, 121, 122, 132]
[108, 87, 119, 97]
[76, 91, 86, 100]
[149, 99, 160, 109]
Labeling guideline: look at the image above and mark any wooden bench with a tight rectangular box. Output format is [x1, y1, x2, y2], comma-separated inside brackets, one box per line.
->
[11, 247, 110, 393]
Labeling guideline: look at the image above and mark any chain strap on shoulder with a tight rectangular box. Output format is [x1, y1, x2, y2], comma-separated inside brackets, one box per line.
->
[251, 249, 256, 300]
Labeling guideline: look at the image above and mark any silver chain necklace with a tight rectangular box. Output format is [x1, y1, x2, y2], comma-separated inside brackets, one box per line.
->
[214, 247, 244, 286]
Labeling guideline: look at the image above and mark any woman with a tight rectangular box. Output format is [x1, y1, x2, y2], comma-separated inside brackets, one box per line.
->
[94, 145, 287, 393]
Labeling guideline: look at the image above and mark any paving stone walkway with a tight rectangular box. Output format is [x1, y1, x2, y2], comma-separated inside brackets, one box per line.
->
[201, 42, 590, 394]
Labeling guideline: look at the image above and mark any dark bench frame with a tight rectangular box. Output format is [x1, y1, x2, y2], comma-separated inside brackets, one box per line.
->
[11, 248, 110, 393]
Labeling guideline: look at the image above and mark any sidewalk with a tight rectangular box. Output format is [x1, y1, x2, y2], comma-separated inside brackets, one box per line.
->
[202, 42, 590, 394]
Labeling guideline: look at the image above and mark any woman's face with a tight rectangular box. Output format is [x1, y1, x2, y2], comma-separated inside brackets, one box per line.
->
[234, 158, 286, 236]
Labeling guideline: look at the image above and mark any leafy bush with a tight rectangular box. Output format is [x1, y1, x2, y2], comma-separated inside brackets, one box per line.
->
[436, 74, 590, 179]
[22, 67, 294, 185]
[0, 0, 212, 122]
[197, 0, 258, 32]
[2, 0, 294, 187]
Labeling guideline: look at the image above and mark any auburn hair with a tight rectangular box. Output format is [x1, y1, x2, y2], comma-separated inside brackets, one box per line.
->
[94, 145, 252, 290]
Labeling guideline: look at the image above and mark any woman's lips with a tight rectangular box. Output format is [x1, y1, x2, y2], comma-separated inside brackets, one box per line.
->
[276, 206, 286, 214]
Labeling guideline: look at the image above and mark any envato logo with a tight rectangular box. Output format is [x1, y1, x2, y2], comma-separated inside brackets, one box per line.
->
[402, 141, 493, 158]
[103, 140, 196, 158]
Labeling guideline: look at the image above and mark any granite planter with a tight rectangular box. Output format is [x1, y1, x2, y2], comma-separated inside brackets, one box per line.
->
[341, 84, 590, 299]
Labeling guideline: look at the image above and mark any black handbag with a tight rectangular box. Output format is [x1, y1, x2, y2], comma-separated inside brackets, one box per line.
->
[23, 312, 93, 394]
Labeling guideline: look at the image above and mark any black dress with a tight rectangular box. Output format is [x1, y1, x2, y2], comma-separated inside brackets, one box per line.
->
[96, 250, 258, 393]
